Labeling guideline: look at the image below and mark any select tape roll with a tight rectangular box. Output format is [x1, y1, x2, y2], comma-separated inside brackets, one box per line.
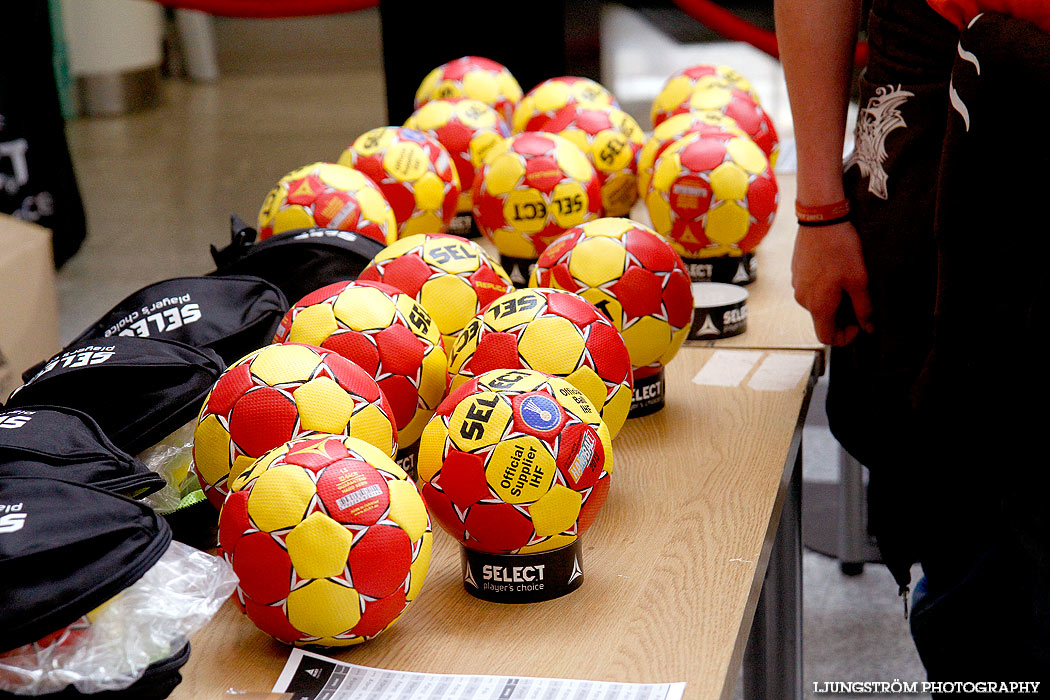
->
[680, 253, 757, 285]
[689, 282, 749, 340]
[460, 540, 584, 603]
[396, 442, 419, 483]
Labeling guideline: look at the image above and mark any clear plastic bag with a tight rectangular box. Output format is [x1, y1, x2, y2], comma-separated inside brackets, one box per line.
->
[0, 540, 238, 695]
[138, 421, 199, 515]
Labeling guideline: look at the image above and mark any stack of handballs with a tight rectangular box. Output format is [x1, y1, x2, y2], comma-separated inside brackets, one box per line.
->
[200, 56, 776, 645]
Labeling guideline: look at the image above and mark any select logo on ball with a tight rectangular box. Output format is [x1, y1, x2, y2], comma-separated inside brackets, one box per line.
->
[518, 394, 561, 432]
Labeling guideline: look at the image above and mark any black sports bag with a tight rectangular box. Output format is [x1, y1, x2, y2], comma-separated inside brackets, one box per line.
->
[4, 336, 225, 456]
[209, 216, 386, 304]
[0, 405, 165, 498]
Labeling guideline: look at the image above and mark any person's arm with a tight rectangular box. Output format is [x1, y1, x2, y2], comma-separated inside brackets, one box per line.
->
[774, 0, 874, 346]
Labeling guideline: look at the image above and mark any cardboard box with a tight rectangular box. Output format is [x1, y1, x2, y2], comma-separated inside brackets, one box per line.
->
[0, 214, 60, 401]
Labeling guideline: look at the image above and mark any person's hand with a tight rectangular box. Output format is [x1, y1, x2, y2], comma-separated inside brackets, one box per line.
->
[791, 221, 875, 346]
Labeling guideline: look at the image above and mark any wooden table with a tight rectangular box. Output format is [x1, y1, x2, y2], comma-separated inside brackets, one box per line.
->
[171, 346, 817, 700]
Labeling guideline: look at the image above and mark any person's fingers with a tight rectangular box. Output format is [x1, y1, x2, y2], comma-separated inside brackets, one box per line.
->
[844, 276, 875, 334]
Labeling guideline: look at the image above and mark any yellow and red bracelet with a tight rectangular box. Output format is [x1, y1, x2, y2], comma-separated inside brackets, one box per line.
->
[795, 199, 851, 227]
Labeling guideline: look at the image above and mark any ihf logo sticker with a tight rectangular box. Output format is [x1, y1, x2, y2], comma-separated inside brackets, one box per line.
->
[519, 394, 561, 432]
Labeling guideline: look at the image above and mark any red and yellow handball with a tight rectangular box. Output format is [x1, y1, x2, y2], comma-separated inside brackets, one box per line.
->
[192, 343, 398, 509]
[358, 233, 514, 350]
[636, 111, 749, 200]
[538, 103, 645, 217]
[256, 161, 396, 244]
[447, 287, 633, 437]
[666, 84, 779, 166]
[472, 132, 602, 261]
[530, 217, 694, 373]
[511, 76, 620, 134]
[404, 97, 510, 214]
[418, 368, 613, 555]
[414, 56, 523, 127]
[273, 280, 449, 448]
[645, 131, 778, 259]
[650, 64, 762, 128]
[218, 434, 431, 647]
[337, 126, 460, 238]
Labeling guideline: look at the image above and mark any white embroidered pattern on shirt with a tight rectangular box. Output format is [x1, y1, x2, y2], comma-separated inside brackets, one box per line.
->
[844, 85, 914, 200]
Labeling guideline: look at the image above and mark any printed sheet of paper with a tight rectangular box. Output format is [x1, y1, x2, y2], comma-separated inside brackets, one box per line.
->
[272, 649, 686, 700]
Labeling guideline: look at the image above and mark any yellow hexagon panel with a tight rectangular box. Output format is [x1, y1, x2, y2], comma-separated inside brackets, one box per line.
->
[295, 376, 356, 434]
[655, 75, 693, 113]
[416, 417, 449, 483]
[462, 71, 499, 104]
[689, 87, 733, 111]
[447, 317, 481, 375]
[529, 484, 582, 537]
[549, 182, 590, 230]
[287, 579, 361, 638]
[422, 238, 480, 274]
[402, 211, 447, 238]
[413, 171, 446, 211]
[621, 315, 672, 368]
[246, 464, 316, 532]
[230, 444, 288, 492]
[476, 368, 549, 394]
[286, 304, 339, 348]
[567, 236, 627, 289]
[503, 188, 548, 235]
[565, 365, 608, 416]
[489, 227, 537, 259]
[383, 142, 428, 182]
[602, 383, 632, 439]
[395, 294, 441, 344]
[250, 344, 320, 386]
[577, 287, 623, 329]
[347, 438, 405, 479]
[592, 132, 634, 173]
[519, 317, 584, 374]
[645, 190, 674, 236]
[347, 403, 396, 457]
[272, 205, 316, 234]
[709, 162, 749, 201]
[483, 288, 545, 332]
[420, 275, 478, 337]
[406, 530, 432, 601]
[597, 421, 614, 474]
[193, 413, 232, 488]
[726, 136, 770, 175]
[580, 217, 635, 238]
[229, 454, 257, 489]
[407, 100, 452, 131]
[556, 143, 596, 184]
[483, 152, 525, 195]
[550, 379, 601, 425]
[449, 391, 512, 453]
[517, 533, 577, 554]
[319, 163, 364, 191]
[469, 130, 504, 169]
[418, 346, 450, 410]
[386, 480, 429, 542]
[286, 512, 354, 580]
[652, 150, 684, 193]
[706, 201, 750, 246]
[660, 324, 690, 366]
[333, 285, 396, 331]
[351, 127, 396, 157]
[486, 435, 556, 504]
[372, 235, 420, 264]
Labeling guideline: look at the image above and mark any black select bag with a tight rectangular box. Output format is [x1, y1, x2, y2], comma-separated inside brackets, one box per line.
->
[4, 336, 225, 457]
[0, 405, 166, 498]
[208, 217, 386, 305]
[0, 476, 190, 699]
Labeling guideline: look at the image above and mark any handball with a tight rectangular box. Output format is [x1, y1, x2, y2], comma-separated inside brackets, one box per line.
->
[530, 217, 693, 373]
[538, 103, 645, 217]
[257, 161, 396, 245]
[404, 97, 510, 214]
[636, 111, 749, 200]
[192, 343, 398, 509]
[337, 126, 460, 238]
[472, 132, 602, 265]
[273, 280, 449, 448]
[447, 287, 633, 438]
[417, 368, 613, 555]
[358, 233, 514, 350]
[219, 435, 431, 647]
[645, 131, 778, 259]
[511, 76, 619, 133]
[414, 56, 523, 127]
[650, 64, 762, 128]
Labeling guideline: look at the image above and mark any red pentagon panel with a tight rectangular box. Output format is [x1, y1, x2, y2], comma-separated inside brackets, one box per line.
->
[747, 173, 778, 223]
[435, 378, 480, 416]
[624, 229, 677, 272]
[469, 266, 513, 309]
[555, 422, 603, 491]
[679, 137, 729, 173]
[544, 290, 600, 328]
[537, 105, 576, 133]
[244, 598, 303, 644]
[524, 154, 564, 192]
[442, 185, 459, 220]
[293, 281, 346, 310]
[379, 183, 417, 224]
[348, 524, 412, 598]
[514, 132, 556, 157]
[232, 532, 292, 605]
[473, 186, 506, 227]
[352, 278, 409, 297]
[533, 267, 552, 287]
[217, 490, 251, 555]
[672, 218, 711, 253]
[284, 443, 345, 472]
[228, 387, 298, 457]
[323, 353, 382, 402]
[551, 263, 580, 292]
[575, 108, 615, 134]
[284, 175, 324, 206]
[683, 65, 717, 80]
[585, 322, 632, 381]
[349, 154, 385, 187]
[320, 332, 380, 376]
[435, 449, 491, 507]
[576, 473, 611, 538]
[350, 591, 408, 639]
[469, 332, 524, 375]
[315, 459, 390, 526]
[420, 482, 466, 540]
[377, 375, 418, 429]
[356, 221, 388, 245]
[662, 270, 695, 329]
[584, 177, 603, 212]
[610, 267, 664, 319]
[463, 502, 534, 553]
[441, 59, 470, 81]
[205, 361, 255, 418]
[376, 325, 425, 376]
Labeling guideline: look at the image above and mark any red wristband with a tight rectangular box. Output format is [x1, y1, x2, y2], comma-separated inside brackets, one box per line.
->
[795, 199, 850, 223]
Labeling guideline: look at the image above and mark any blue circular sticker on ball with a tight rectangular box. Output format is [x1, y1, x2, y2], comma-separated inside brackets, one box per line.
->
[519, 394, 561, 432]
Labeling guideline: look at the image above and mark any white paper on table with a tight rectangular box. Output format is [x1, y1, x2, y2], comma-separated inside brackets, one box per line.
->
[272, 649, 687, 700]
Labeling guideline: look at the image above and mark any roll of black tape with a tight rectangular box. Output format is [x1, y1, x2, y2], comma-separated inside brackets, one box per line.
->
[680, 253, 757, 285]
[460, 540, 584, 603]
[689, 282, 749, 340]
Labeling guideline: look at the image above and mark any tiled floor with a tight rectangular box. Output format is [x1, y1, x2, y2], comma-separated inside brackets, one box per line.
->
[58, 4, 927, 697]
